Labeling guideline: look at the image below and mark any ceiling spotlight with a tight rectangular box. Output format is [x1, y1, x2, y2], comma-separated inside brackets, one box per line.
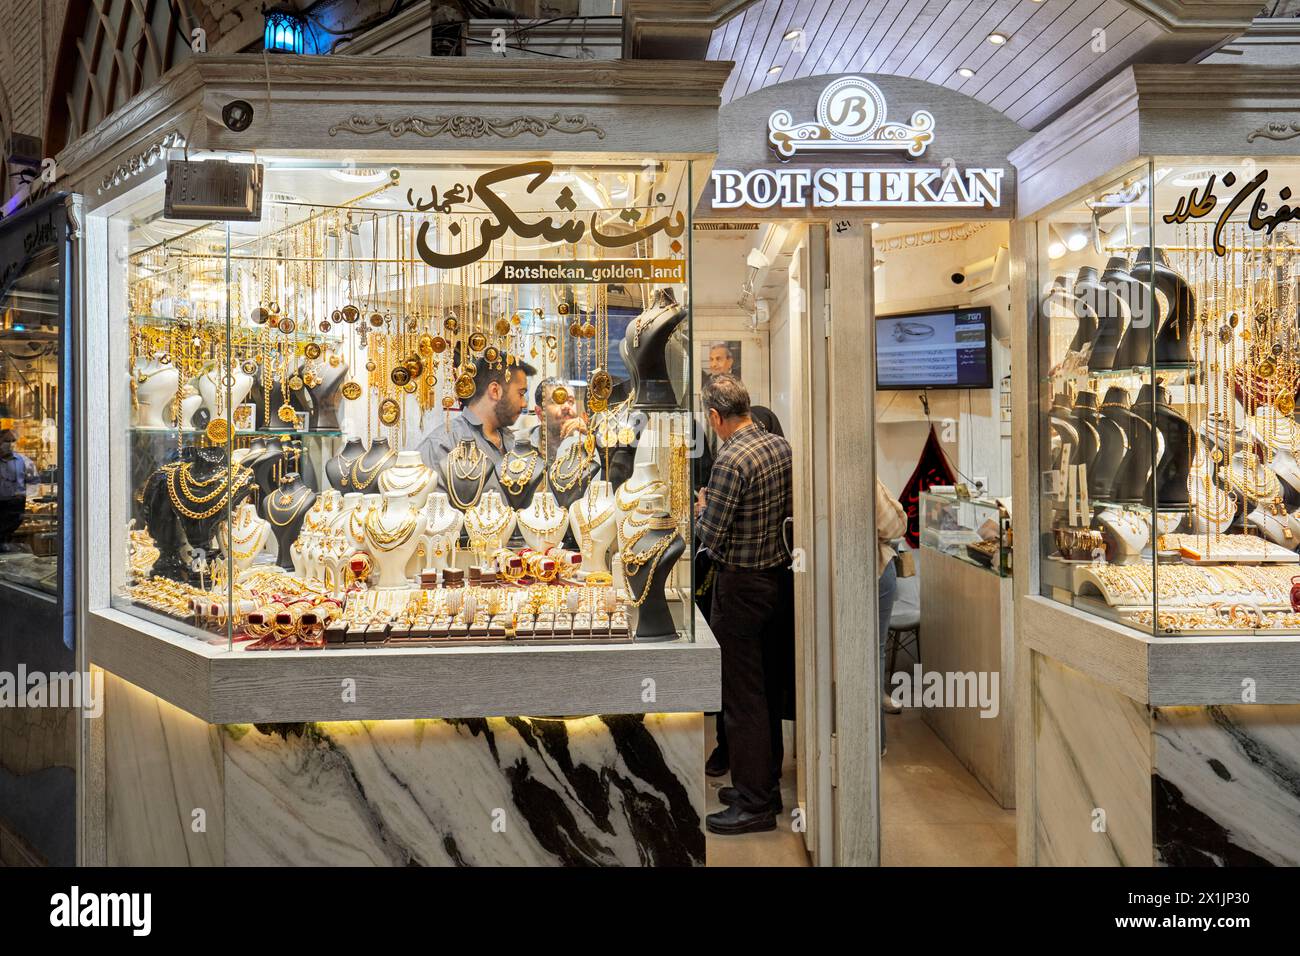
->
[1066, 231, 1088, 252]
[768, 65, 783, 75]
[987, 33, 1008, 45]
[957, 67, 975, 78]
[872, 222, 881, 229]
[1047, 242, 1066, 260]
[783, 29, 804, 41]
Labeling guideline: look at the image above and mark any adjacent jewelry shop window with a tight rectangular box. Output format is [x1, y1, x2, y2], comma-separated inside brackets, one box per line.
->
[111, 157, 697, 651]
[1037, 158, 1300, 636]
[0, 199, 68, 602]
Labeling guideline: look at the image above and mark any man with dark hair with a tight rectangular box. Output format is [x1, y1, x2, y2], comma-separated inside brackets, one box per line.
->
[707, 343, 735, 380]
[695, 373, 794, 835]
[529, 376, 587, 464]
[415, 354, 536, 476]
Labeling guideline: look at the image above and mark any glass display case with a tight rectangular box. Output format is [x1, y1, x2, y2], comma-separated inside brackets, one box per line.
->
[108, 155, 696, 651]
[1035, 157, 1300, 635]
[919, 490, 1012, 576]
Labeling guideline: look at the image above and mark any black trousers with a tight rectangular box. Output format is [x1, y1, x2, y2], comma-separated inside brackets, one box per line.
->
[0, 497, 25, 544]
[712, 566, 794, 813]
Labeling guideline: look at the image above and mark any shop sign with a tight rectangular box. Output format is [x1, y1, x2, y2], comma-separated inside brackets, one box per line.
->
[703, 74, 1025, 219]
[1163, 167, 1300, 256]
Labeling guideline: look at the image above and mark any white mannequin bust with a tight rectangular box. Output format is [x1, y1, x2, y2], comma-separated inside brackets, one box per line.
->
[224, 501, 273, 573]
[1095, 509, 1149, 564]
[615, 462, 668, 549]
[134, 360, 184, 428]
[517, 490, 569, 550]
[571, 479, 618, 573]
[1250, 404, 1300, 495]
[463, 490, 515, 556]
[195, 362, 254, 424]
[421, 492, 464, 573]
[1187, 478, 1237, 535]
[365, 492, 427, 588]
[378, 450, 438, 508]
[1247, 506, 1297, 548]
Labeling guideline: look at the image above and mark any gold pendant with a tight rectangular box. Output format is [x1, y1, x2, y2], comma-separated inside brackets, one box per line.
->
[468, 332, 488, 353]
[341, 380, 362, 401]
[278, 317, 296, 334]
[551, 385, 569, 405]
[288, 374, 304, 391]
[431, 335, 448, 354]
[277, 403, 297, 424]
[455, 375, 476, 399]
[205, 418, 230, 444]
[1278, 393, 1296, 416]
[391, 366, 412, 387]
[495, 318, 511, 337]
[1257, 358, 1277, 379]
[379, 398, 401, 426]
[304, 342, 322, 360]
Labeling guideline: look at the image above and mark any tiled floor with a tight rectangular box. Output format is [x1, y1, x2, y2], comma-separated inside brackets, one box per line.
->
[881, 708, 1016, 866]
[704, 710, 1017, 867]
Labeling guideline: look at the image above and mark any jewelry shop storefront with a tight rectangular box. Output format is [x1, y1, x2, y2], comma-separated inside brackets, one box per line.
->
[1012, 64, 1300, 866]
[60, 55, 726, 866]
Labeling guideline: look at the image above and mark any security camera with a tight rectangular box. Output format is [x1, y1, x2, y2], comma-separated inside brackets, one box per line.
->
[950, 272, 966, 284]
[222, 100, 254, 133]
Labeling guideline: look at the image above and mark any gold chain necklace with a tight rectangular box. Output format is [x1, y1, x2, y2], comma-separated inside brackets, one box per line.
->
[499, 450, 540, 495]
[616, 478, 665, 512]
[548, 441, 593, 493]
[166, 466, 252, 521]
[577, 497, 615, 536]
[350, 448, 395, 490]
[450, 441, 486, 480]
[364, 509, 418, 551]
[464, 504, 511, 542]
[1224, 463, 1279, 501]
[378, 464, 433, 498]
[622, 532, 679, 606]
[517, 500, 566, 537]
[266, 489, 315, 527]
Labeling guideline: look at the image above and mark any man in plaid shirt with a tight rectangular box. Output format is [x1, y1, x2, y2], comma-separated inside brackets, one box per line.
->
[695, 374, 793, 834]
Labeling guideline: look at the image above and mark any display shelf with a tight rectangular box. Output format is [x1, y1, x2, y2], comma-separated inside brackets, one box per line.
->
[130, 426, 343, 438]
[131, 314, 345, 344]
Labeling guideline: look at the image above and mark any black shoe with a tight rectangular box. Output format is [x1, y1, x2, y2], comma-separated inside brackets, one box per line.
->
[706, 804, 777, 835]
[705, 747, 729, 777]
[718, 786, 782, 814]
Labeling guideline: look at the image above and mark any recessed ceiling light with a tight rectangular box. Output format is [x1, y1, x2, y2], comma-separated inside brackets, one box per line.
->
[768, 65, 782, 75]
[1047, 242, 1066, 260]
[1066, 231, 1088, 252]
[783, 29, 803, 41]
[957, 67, 975, 78]
[987, 33, 1008, 45]
[872, 222, 880, 229]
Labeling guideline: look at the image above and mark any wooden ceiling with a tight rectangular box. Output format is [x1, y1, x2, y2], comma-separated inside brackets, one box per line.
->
[707, 0, 1256, 129]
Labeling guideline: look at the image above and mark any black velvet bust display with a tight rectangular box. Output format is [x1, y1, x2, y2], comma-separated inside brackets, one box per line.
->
[141, 446, 256, 581]
[1131, 248, 1195, 365]
[250, 363, 313, 431]
[1049, 393, 1080, 472]
[623, 526, 685, 641]
[1072, 391, 1102, 480]
[1056, 275, 1095, 355]
[624, 288, 689, 411]
[440, 438, 493, 512]
[305, 357, 348, 431]
[262, 472, 316, 569]
[1109, 261, 1156, 369]
[594, 377, 643, 489]
[1091, 387, 1133, 499]
[347, 437, 395, 495]
[325, 437, 366, 492]
[1112, 384, 1162, 504]
[1081, 266, 1124, 372]
[250, 438, 318, 503]
[499, 435, 545, 510]
[1148, 395, 1193, 506]
[546, 435, 601, 511]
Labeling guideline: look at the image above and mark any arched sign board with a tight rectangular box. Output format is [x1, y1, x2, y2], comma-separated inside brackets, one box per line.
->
[700, 73, 1031, 221]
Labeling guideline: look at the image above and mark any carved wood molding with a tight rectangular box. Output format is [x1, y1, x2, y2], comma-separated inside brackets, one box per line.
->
[876, 223, 991, 253]
[96, 130, 187, 194]
[326, 113, 606, 140]
[1247, 121, 1300, 142]
[623, 0, 758, 58]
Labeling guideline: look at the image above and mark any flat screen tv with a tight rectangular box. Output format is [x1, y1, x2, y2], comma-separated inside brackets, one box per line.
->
[875, 306, 993, 390]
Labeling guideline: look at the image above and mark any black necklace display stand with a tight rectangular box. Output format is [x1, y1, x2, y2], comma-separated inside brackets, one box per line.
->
[1131, 248, 1196, 365]
[306, 357, 349, 431]
[1112, 384, 1161, 504]
[441, 439, 492, 512]
[347, 437, 395, 495]
[623, 525, 684, 641]
[501, 436, 545, 546]
[263, 473, 316, 569]
[325, 437, 366, 492]
[625, 288, 688, 411]
[142, 446, 255, 581]
[1091, 387, 1133, 499]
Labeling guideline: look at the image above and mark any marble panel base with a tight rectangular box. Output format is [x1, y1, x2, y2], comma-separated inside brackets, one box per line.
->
[1032, 653, 1300, 867]
[97, 671, 705, 866]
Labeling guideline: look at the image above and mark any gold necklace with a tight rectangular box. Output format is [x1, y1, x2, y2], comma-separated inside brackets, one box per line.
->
[266, 488, 315, 527]
[499, 449, 540, 495]
[548, 440, 593, 493]
[464, 504, 510, 542]
[450, 441, 486, 480]
[577, 498, 614, 536]
[378, 464, 433, 497]
[517, 501, 566, 536]
[616, 478, 665, 511]
[364, 509, 418, 551]
[334, 446, 366, 489]
[351, 448, 394, 490]
[165, 466, 252, 521]
[445, 459, 488, 509]
[622, 532, 679, 606]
